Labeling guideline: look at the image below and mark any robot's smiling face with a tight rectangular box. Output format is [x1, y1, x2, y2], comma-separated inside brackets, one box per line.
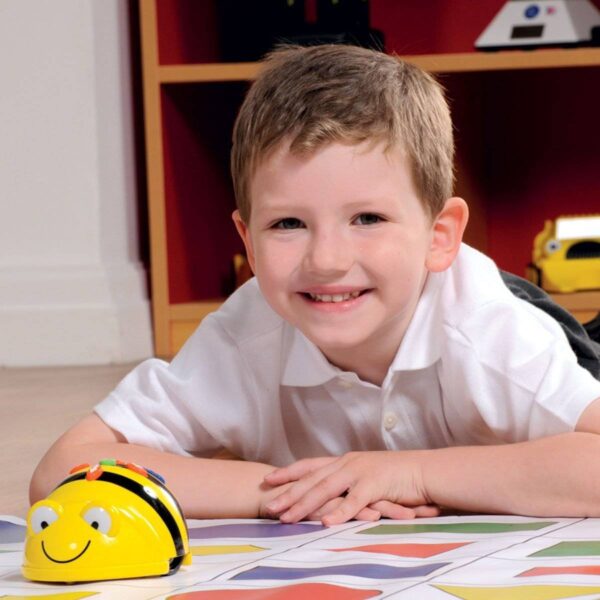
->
[25, 497, 123, 577]
[22, 462, 191, 583]
[29, 500, 116, 565]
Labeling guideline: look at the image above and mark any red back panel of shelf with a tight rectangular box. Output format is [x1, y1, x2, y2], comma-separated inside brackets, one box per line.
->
[482, 68, 600, 276]
[156, 0, 221, 64]
[154, 0, 600, 301]
[161, 83, 247, 303]
[155, 0, 600, 65]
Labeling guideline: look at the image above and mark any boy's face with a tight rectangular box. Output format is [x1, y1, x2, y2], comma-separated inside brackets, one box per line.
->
[233, 141, 456, 372]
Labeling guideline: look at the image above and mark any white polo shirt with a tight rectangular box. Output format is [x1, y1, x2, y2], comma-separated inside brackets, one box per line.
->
[95, 244, 600, 466]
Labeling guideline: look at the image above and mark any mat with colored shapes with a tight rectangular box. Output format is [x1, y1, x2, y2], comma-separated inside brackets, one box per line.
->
[7, 515, 600, 598]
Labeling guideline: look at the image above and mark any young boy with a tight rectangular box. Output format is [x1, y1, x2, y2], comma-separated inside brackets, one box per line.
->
[31, 45, 600, 526]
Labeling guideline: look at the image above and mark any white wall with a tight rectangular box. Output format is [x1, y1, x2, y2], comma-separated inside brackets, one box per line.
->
[0, 0, 153, 365]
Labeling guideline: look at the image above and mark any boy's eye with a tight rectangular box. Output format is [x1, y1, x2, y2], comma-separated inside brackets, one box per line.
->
[272, 218, 304, 230]
[354, 213, 383, 225]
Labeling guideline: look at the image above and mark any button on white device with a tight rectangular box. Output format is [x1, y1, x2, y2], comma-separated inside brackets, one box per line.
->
[383, 413, 398, 430]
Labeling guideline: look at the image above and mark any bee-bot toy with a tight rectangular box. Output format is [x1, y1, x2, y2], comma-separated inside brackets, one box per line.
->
[22, 460, 192, 582]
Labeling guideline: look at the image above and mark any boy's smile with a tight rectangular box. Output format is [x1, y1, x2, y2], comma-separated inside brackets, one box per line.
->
[300, 285, 371, 312]
[234, 141, 463, 385]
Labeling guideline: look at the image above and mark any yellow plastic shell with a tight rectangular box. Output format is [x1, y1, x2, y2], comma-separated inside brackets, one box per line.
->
[22, 462, 192, 582]
[529, 215, 600, 293]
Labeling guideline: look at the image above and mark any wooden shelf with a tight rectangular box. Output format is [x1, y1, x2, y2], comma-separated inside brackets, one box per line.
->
[159, 63, 261, 83]
[158, 49, 600, 84]
[168, 301, 224, 353]
[140, 0, 600, 358]
[550, 290, 600, 325]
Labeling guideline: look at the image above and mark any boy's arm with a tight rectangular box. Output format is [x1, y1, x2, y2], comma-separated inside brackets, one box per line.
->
[266, 397, 600, 524]
[29, 413, 283, 519]
[424, 396, 600, 517]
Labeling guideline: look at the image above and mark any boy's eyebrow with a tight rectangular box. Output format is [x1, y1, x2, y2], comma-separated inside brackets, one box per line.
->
[341, 197, 399, 210]
[257, 196, 398, 213]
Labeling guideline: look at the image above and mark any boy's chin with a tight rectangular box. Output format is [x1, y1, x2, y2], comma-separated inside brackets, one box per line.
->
[302, 328, 373, 354]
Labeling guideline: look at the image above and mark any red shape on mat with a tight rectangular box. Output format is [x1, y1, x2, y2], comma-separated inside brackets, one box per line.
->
[168, 583, 380, 599]
[331, 542, 470, 558]
[520, 565, 600, 577]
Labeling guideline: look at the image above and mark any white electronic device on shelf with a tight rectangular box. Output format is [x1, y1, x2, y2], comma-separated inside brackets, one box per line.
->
[475, 0, 600, 50]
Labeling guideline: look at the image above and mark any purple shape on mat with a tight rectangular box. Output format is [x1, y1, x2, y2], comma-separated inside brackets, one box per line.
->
[0, 520, 26, 543]
[188, 523, 325, 540]
[233, 562, 449, 580]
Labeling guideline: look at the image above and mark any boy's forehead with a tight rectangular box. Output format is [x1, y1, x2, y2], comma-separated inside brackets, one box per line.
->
[248, 140, 419, 214]
[251, 138, 406, 184]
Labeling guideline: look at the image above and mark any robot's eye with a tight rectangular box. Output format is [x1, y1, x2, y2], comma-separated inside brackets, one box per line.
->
[82, 507, 112, 534]
[545, 239, 561, 254]
[30, 505, 59, 534]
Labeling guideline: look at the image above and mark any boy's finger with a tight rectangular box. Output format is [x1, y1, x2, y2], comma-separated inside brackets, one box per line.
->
[317, 500, 381, 522]
[369, 500, 416, 520]
[264, 457, 335, 484]
[278, 474, 352, 522]
[413, 504, 441, 517]
[321, 489, 371, 526]
[266, 481, 322, 515]
[354, 506, 381, 522]
[268, 457, 351, 515]
[265, 471, 327, 514]
[306, 497, 344, 521]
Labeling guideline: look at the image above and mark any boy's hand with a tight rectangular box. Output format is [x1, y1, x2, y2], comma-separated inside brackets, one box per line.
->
[263, 451, 439, 526]
[258, 470, 380, 522]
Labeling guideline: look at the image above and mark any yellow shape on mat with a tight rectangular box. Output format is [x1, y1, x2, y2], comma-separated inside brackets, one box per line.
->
[2, 592, 98, 600]
[190, 544, 266, 556]
[434, 584, 600, 600]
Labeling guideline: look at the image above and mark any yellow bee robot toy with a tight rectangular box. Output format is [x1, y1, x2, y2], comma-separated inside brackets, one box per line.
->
[22, 459, 192, 582]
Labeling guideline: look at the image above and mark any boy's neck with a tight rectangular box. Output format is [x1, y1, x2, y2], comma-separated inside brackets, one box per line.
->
[322, 335, 402, 387]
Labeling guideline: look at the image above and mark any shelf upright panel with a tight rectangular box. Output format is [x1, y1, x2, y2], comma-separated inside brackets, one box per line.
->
[139, 0, 171, 357]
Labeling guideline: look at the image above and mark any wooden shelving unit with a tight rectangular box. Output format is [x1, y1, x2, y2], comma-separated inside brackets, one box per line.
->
[139, 0, 600, 357]
[156, 48, 600, 85]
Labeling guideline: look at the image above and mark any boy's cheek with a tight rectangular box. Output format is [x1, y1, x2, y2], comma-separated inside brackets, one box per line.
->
[255, 247, 301, 274]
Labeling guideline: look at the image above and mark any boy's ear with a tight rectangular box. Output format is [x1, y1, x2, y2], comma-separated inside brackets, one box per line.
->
[232, 210, 256, 273]
[425, 197, 469, 272]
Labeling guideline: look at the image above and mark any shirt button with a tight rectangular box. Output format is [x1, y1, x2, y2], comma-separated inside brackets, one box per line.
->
[383, 413, 398, 431]
[337, 379, 353, 389]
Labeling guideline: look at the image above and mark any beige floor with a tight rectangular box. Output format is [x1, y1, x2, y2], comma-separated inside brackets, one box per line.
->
[0, 363, 136, 518]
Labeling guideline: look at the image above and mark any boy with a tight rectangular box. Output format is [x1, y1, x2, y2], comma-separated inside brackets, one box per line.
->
[31, 45, 600, 526]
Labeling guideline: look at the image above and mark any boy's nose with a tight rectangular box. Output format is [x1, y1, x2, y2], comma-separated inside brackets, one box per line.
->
[303, 230, 353, 277]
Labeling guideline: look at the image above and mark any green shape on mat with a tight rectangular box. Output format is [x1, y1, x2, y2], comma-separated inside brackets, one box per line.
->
[531, 540, 600, 557]
[359, 521, 556, 535]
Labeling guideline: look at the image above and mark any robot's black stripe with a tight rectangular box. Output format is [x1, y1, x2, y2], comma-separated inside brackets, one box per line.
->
[56, 472, 184, 556]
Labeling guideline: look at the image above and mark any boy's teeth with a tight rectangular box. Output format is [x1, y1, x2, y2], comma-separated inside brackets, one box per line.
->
[308, 291, 361, 302]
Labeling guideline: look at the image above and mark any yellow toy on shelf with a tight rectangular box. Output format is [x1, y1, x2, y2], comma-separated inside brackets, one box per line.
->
[22, 460, 192, 583]
[527, 214, 600, 293]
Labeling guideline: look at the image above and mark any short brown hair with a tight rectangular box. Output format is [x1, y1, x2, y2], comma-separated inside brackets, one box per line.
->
[231, 44, 454, 222]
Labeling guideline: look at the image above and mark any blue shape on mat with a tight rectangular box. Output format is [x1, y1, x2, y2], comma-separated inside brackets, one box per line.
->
[0, 520, 26, 543]
[188, 523, 325, 540]
[233, 562, 449, 580]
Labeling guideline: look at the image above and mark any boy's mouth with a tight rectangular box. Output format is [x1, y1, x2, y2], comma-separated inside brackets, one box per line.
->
[300, 289, 371, 303]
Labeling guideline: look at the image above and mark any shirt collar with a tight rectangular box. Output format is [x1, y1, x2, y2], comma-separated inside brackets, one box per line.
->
[387, 270, 444, 376]
[281, 325, 342, 387]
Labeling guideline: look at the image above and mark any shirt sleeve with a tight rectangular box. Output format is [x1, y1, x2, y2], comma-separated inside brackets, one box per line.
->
[94, 313, 260, 458]
[445, 299, 600, 442]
